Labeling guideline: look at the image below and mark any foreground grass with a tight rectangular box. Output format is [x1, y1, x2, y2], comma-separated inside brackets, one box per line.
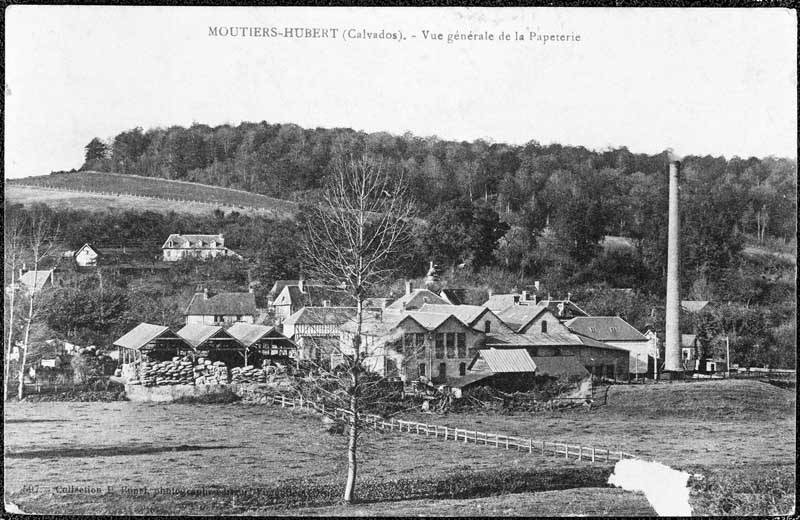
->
[4, 401, 622, 515]
[401, 379, 796, 516]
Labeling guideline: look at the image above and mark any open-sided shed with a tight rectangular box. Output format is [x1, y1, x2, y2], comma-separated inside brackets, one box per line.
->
[226, 322, 297, 365]
[113, 323, 194, 363]
[176, 323, 245, 366]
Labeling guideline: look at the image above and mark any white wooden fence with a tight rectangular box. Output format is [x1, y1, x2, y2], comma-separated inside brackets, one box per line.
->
[264, 392, 637, 464]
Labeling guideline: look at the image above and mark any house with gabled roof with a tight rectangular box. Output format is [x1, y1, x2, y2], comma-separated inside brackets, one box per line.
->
[565, 316, 650, 375]
[226, 322, 297, 362]
[162, 233, 241, 262]
[272, 280, 347, 323]
[385, 282, 448, 312]
[74, 243, 101, 267]
[417, 303, 514, 334]
[340, 310, 484, 383]
[184, 288, 257, 326]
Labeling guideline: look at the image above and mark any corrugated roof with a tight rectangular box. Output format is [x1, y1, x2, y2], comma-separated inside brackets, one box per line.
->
[530, 356, 590, 378]
[114, 323, 176, 350]
[177, 324, 238, 348]
[185, 292, 256, 316]
[495, 304, 547, 331]
[681, 300, 710, 313]
[478, 349, 538, 373]
[386, 289, 448, 311]
[417, 303, 488, 325]
[565, 316, 646, 341]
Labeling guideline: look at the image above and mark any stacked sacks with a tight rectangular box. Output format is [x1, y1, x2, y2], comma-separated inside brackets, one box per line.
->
[138, 356, 195, 386]
[194, 358, 229, 385]
[231, 365, 267, 384]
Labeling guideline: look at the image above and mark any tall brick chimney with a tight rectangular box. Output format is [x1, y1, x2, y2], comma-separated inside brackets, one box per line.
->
[664, 151, 683, 372]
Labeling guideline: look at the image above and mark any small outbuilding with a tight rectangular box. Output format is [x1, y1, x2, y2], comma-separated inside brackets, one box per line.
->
[176, 323, 245, 366]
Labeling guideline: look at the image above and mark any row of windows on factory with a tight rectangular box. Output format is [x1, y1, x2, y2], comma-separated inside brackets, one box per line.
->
[400, 332, 469, 359]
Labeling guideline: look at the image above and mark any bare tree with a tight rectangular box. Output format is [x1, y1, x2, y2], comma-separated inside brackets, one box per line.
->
[4, 216, 26, 401]
[17, 213, 59, 400]
[302, 154, 415, 504]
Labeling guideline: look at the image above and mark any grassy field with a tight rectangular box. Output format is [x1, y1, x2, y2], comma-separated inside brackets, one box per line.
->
[4, 401, 647, 516]
[7, 171, 298, 218]
[401, 379, 796, 515]
[4, 379, 793, 515]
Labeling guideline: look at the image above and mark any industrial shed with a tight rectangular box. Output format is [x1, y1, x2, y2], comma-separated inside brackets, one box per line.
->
[451, 349, 590, 393]
[226, 322, 297, 366]
[113, 323, 194, 363]
[176, 324, 245, 366]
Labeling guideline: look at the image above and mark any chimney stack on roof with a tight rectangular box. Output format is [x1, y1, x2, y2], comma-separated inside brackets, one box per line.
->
[203, 287, 209, 300]
[567, 292, 572, 302]
[534, 280, 540, 291]
[405, 280, 413, 295]
[298, 278, 305, 293]
[521, 290, 529, 301]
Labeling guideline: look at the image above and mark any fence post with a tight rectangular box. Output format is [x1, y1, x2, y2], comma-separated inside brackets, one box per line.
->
[444, 426, 448, 440]
[529, 438, 533, 454]
[619, 450, 624, 461]
[565, 444, 569, 460]
[281, 395, 285, 407]
[591, 447, 595, 463]
[505, 436, 509, 450]
[578, 446, 582, 461]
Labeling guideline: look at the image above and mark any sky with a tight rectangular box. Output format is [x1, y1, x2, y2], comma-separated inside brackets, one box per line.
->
[4, 6, 797, 179]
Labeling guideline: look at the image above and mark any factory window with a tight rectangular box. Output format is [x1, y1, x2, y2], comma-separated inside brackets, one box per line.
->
[484, 320, 491, 333]
[438, 363, 447, 379]
[419, 363, 426, 377]
[446, 333, 455, 358]
[459, 362, 466, 376]
[541, 321, 548, 333]
[456, 333, 466, 357]
[435, 333, 444, 359]
[403, 334, 415, 355]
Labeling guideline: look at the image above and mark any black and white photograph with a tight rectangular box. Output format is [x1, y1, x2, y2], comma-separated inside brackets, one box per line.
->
[3, 5, 797, 516]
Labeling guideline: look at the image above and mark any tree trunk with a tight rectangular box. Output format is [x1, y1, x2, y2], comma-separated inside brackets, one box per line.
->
[18, 294, 35, 401]
[4, 272, 16, 402]
[343, 297, 363, 504]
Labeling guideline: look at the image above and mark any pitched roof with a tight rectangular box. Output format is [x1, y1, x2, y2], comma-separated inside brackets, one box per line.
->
[113, 323, 186, 351]
[485, 331, 627, 351]
[417, 303, 490, 325]
[476, 349, 538, 373]
[185, 292, 256, 316]
[277, 285, 346, 308]
[440, 288, 468, 306]
[495, 304, 548, 331]
[385, 289, 448, 311]
[176, 324, 239, 348]
[681, 334, 697, 347]
[540, 300, 589, 320]
[681, 300, 710, 313]
[564, 316, 646, 342]
[226, 322, 277, 346]
[483, 294, 524, 311]
[162, 234, 224, 249]
[269, 279, 324, 297]
[486, 331, 583, 347]
[18, 270, 54, 293]
[445, 371, 493, 389]
[530, 356, 590, 378]
[283, 307, 358, 327]
[75, 243, 101, 257]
